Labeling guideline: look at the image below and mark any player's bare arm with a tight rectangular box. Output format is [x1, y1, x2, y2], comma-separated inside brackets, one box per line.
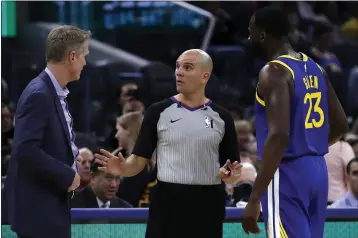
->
[95, 149, 148, 177]
[322, 68, 349, 145]
[242, 62, 291, 234]
[249, 62, 292, 202]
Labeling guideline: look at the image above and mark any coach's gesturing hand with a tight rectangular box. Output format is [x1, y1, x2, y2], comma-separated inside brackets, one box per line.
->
[219, 159, 243, 184]
[95, 149, 125, 176]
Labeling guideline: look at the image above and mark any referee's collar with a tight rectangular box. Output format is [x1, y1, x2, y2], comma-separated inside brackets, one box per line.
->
[170, 96, 212, 111]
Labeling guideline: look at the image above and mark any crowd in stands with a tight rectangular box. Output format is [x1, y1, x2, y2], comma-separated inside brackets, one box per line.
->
[2, 1, 358, 212]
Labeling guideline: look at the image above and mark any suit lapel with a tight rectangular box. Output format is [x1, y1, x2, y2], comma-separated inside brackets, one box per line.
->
[109, 197, 118, 208]
[39, 71, 73, 156]
[54, 99, 72, 149]
[85, 187, 101, 208]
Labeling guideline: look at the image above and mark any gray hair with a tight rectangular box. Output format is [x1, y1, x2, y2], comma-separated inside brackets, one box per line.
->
[46, 25, 91, 63]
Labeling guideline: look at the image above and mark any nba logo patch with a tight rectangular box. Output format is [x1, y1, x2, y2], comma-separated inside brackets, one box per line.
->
[205, 117, 213, 128]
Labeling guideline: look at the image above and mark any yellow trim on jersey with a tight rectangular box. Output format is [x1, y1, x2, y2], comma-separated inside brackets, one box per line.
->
[279, 53, 308, 62]
[256, 91, 265, 106]
[279, 217, 288, 238]
[269, 60, 295, 80]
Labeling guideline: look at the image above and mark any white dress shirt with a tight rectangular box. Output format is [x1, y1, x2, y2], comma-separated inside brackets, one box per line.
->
[45, 67, 79, 172]
[96, 197, 111, 208]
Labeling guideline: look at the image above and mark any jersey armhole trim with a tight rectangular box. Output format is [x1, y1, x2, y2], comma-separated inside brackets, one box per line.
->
[256, 88, 265, 107]
[269, 60, 295, 80]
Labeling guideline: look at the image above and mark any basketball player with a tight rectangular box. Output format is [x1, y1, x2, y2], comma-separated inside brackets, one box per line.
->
[241, 8, 349, 238]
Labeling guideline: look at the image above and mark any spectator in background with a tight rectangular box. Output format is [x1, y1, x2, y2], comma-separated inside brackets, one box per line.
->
[71, 160, 132, 209]
[351, 118, 358, 135]
[310, 24, 343, 73]
[347, 66, 358, 118]
[114, 112, 157, 207]
[247, 140, 258, 167]
[2, 103, 14, 176]
[341, 5, 358, 43]
[346, 135, 358, 157]
[119, 83, 139, 105]
[104, 82, 142, 151]
[115, 112, 144, 158]
[234, 120, 255, 153]
[77, 147, 94, 190]
[231, 162, 257, 208]
[122, 99, 145, 115]
[325, 140, 356, 203]
[351, 140, 358, 157]
[1, 103, 14, 134]
[2, 79, 10, 104]
[330, 157, 358, 208]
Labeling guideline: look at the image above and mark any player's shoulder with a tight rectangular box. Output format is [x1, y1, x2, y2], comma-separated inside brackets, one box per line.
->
[209, 102, 234, 122]
[259, 61, 292, 84]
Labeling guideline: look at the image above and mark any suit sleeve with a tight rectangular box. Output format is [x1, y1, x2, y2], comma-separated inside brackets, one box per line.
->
[219, 111, 240, 167]
[132, 104, 160, 159]
[14, 92, 75, 193]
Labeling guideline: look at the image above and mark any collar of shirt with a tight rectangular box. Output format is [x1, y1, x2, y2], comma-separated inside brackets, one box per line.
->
[45, 67, 69, 98]
[96, 197, 110, 208]
[346, 191, 358, 207]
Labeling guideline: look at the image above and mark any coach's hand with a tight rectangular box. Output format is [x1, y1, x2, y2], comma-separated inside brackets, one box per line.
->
[95, 149, 125, 176]
[241, 199, 261, 235]
[219, 160, 242, 184]
[67, 173, 81, 192]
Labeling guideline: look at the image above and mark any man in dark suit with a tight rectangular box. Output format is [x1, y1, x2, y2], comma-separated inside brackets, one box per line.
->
[71, 160, 132, 209]
[4, 25, 91, 238]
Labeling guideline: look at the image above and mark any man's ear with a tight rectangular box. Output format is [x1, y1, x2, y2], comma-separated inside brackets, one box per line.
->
[202, 72, 211, 84]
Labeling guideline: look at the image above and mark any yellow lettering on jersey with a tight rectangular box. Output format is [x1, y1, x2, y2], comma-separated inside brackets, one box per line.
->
[303, 76, 310, 89]
[303, 75, 319, 90]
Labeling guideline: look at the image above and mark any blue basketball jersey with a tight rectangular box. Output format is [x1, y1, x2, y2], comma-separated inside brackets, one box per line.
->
[255, 53, 329, 160]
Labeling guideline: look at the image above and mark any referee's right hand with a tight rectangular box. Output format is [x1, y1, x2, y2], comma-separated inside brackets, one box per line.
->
[94, 149, 125, 176]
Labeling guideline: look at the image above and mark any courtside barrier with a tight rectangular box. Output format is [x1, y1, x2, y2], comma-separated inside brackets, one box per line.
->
[2, 208, 357, 238]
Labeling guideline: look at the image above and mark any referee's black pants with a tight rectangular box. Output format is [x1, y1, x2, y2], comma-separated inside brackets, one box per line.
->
[145, 180, 226, 238]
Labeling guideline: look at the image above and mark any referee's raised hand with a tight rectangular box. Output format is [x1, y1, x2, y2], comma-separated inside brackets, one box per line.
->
[94, 149, 125, 176]
[219, 159, 243, 184]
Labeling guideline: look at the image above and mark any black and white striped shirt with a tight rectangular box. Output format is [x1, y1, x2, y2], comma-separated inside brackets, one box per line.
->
[132, 97, 238, 185]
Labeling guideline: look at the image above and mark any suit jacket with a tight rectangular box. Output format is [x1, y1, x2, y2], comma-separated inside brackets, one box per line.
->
[71, 186, 133, 209]
[4, 71, 76, 238]
[71, 186, 132, 224]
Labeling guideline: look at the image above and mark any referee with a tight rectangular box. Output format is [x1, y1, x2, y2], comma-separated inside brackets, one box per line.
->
[96, 49, 242, 238]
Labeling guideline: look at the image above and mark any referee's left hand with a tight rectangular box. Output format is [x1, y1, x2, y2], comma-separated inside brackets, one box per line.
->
[95, 149, 125, 176]
[219, 160, 242, 184]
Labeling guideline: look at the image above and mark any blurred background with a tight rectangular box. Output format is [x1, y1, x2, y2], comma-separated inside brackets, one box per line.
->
[1, 1, 358, 211]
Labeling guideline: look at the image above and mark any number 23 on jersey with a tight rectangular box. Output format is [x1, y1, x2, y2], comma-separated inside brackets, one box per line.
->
[304, 91, 325, 129]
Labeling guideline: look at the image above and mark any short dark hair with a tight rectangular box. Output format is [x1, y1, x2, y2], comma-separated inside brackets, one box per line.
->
[347, 157, 358, 174]
[254, 7, 291, 39]
[90, 159, 102, 175]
